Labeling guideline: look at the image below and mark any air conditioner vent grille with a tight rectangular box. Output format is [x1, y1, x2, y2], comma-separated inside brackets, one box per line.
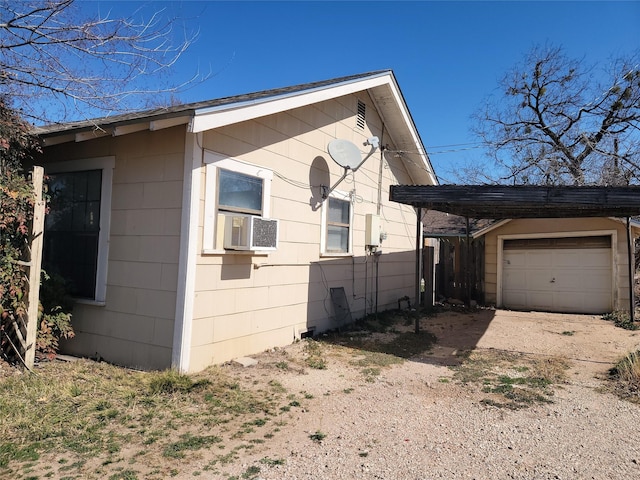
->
[223, 214, 278, 251]
[252, 217, 278, 249]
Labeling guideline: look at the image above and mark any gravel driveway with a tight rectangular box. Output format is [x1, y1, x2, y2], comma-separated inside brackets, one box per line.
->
[193, 309, 640, 480]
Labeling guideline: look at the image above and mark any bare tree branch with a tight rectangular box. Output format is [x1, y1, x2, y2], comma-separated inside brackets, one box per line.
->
[0, 0, 205, 123]
[473, 45, 640, 185]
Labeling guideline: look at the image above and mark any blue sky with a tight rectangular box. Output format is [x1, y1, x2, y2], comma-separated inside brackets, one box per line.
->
[83, 0, 639, 183]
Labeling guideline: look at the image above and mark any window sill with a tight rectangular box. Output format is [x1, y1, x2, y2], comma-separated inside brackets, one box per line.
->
[74, 298, 106, 307]
[201, 249, 270, 256]
[320, 252, 353, 258]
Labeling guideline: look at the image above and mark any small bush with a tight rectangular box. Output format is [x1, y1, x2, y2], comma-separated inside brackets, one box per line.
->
[309, 431, 326, 443]
[601, 311, 639, 330]
[37, 272, 74, 358]
[609, 350, 640, 400]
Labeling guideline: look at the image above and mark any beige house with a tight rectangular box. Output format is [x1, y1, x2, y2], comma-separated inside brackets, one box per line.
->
[476, 217, 640, 314]
[34, 71, 436, 372]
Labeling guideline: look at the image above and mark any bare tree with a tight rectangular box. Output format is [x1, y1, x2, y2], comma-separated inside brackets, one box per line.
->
[0, 0, 202, 123]
[473, 45, 640, 185]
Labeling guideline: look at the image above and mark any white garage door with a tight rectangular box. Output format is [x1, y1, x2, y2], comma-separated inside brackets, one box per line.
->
[502, 236, 612, 314]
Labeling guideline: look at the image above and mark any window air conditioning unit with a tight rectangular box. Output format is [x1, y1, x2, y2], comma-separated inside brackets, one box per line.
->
[223, 214, 278, 251]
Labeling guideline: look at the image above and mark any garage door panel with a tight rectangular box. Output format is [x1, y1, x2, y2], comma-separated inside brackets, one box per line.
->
[503, 270, 527, 289]
[525, 251, 554, 267]
[527, 271, 556, 291]
[527, 292, 555, 311]
[502, 290, 528, 308]
[554, 248, 610, 267]
[578, 272, 612, 291]
[554, 292, 586, 311]
[502, 242, 612, 314]
[503, 252, 527, 268]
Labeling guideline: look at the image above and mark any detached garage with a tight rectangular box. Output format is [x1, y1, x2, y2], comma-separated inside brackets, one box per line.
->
[478, 217, 638, 314]
[389, 185, 640, 316]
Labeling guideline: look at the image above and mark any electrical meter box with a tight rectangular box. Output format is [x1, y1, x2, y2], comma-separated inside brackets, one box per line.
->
[365, 214, 381, 247]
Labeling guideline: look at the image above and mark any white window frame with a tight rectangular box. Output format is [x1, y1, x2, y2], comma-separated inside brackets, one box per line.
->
[202, 150, 273, 253]
[45, 156, 115, 305]
[321, 189, 353, 256]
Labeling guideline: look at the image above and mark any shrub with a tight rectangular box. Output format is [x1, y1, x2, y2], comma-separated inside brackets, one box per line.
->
[0, 99, 41, 363]
[37, 272, 74, 359]
[609, 350, 640, 389]
[601, 311, 639, 330]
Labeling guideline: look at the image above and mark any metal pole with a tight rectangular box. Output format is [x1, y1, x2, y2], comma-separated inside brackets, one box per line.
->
[627, 217, 635, 323]
[465, 216, 471, 308]
[415, 207, 422, 333]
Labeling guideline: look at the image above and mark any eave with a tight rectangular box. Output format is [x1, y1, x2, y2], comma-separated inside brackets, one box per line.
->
[32, 71, 435, 186]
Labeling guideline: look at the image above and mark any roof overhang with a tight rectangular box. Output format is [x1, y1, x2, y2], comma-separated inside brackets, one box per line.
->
[31, 71, 436, 185]
[390, 185, 640, 219]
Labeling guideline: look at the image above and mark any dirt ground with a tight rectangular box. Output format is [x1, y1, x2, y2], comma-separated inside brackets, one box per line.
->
[205, 307, 640, 479]
[4, 307, 640, 479]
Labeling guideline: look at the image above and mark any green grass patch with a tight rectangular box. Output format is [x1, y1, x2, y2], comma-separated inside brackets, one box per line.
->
[309, 431, 326, 443]
[108, 469, 139, 480]
[242, 465, 261, 478]
[451, 350, 568, 409]
[303, 340, 327, 370]
[163, 433, 222, 458]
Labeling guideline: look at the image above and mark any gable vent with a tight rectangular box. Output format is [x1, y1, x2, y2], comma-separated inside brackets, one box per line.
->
[356, 100, 366, 129]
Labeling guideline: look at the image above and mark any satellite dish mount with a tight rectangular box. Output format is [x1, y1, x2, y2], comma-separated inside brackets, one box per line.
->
[323, 137, 379, 198]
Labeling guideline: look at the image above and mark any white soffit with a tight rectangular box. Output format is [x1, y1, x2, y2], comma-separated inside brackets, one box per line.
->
[189, 74, 394, 133]
[369, 80, 436, 185]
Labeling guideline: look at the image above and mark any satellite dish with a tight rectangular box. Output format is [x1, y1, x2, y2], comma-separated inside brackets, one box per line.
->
[328, 139, 362, 170]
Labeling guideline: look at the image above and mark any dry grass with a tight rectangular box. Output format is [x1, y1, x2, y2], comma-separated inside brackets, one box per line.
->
[0, 360, 289, 479]
[451, 349, 570, 409]
[608, 350, 640, 402]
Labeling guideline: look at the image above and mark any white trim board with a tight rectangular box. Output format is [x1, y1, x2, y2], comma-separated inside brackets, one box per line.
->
[172, 132, 203, 373]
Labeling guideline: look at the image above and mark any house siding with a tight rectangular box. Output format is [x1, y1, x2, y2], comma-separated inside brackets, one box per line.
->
[484, 217, 632, 312]
[39, 127, 186, 369]
[188, 92, 422, 371]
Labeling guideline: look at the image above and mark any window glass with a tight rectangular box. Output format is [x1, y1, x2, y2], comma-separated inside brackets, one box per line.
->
[328, 197, 349, 224]
[326, 197, 350, 253]
[218, 169, 263, 214]
[44, 170, 102, 299]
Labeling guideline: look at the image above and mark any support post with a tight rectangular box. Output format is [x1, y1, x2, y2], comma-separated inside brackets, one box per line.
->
[627, 217, 635, 323]
[415, 207, 422, 333]
[465, 216, 472, 308]
[24, 166, 46, 369]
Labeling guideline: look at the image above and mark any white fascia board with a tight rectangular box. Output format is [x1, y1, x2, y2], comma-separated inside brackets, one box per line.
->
[381, 79, 437, 186]
[150, 115, 191, 131]
[113, 123, 150, 136]
[189, 74, 394, 133]
[472, 219, 513, 239]
[75, 129, 112, 142]
[609, 216, 640, 229]
[42, 134, 76, 146]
